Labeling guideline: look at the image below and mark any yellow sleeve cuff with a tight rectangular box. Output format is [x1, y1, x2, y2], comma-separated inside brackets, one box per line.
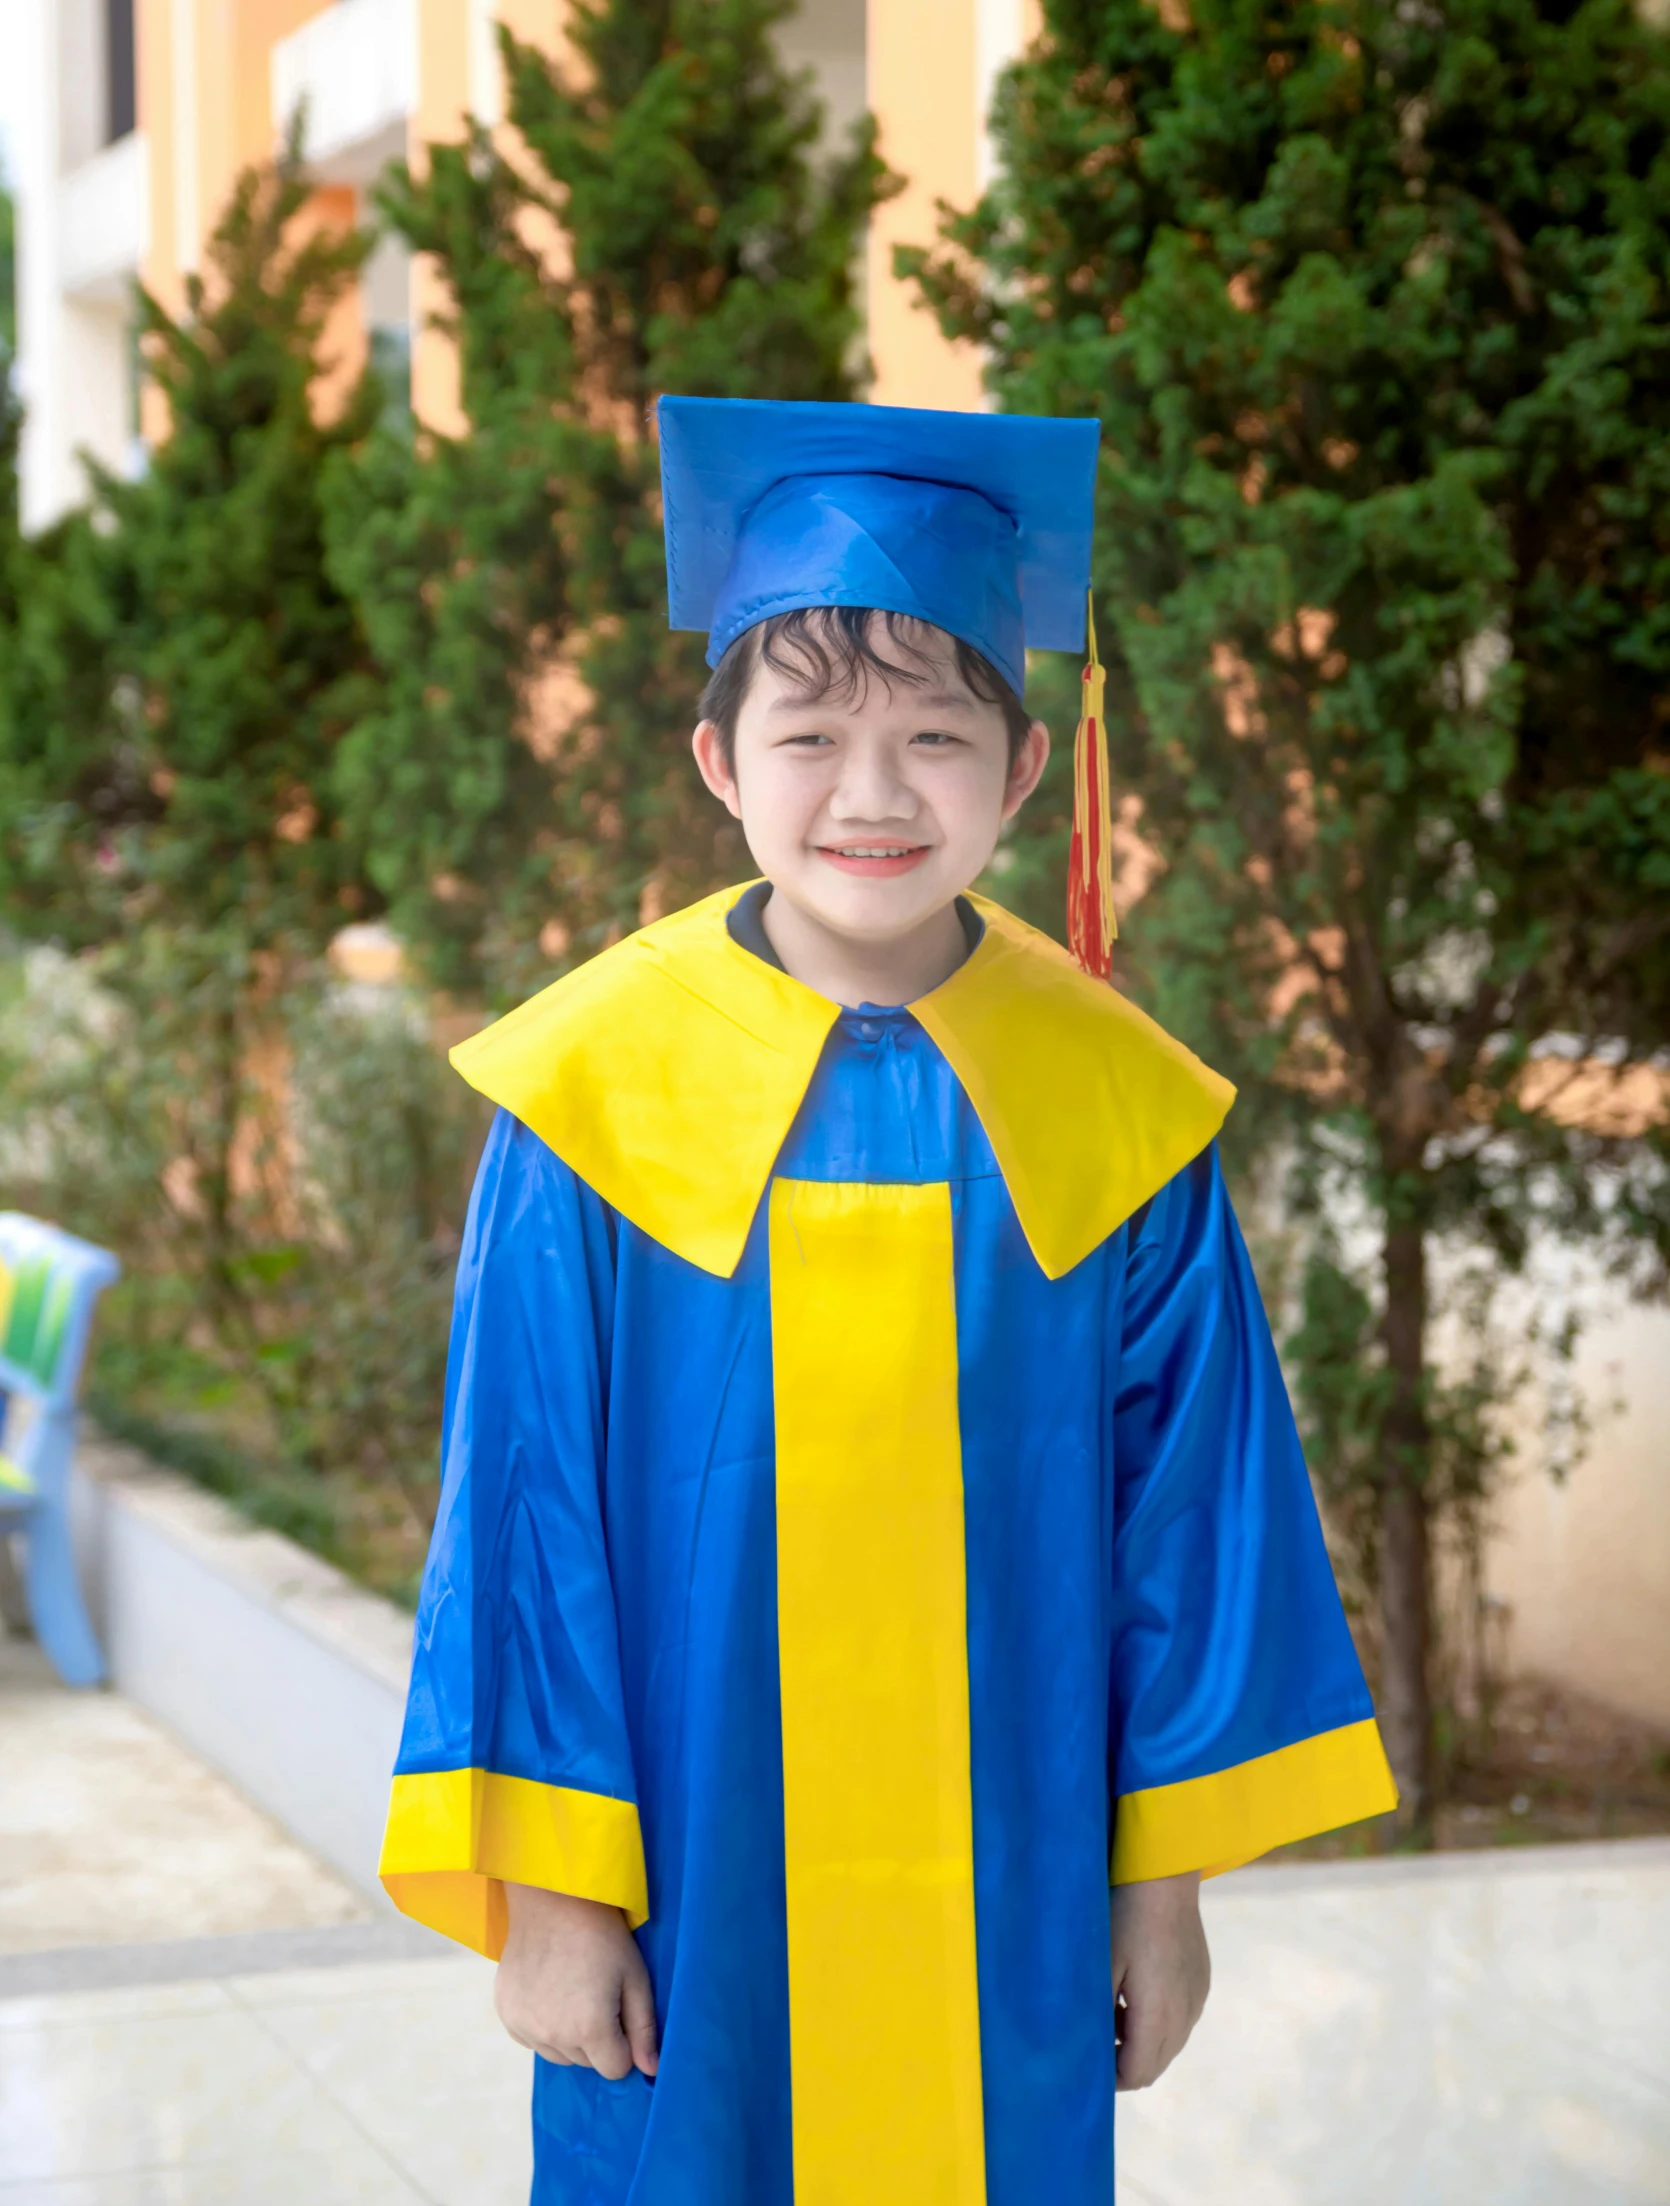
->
[1112, 1716, 1398, 1884]
[379, 1767, 649, 1958]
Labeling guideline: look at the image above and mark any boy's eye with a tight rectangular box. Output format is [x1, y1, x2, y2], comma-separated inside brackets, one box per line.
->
[778, 732, 836, 748]
[911, 730, 963, 748]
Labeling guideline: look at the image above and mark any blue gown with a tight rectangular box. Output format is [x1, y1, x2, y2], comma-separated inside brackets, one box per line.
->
[381, 888, 1395, 2206]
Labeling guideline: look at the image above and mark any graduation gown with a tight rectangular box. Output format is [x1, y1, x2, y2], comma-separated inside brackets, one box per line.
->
[380, 885, 1396, 2206]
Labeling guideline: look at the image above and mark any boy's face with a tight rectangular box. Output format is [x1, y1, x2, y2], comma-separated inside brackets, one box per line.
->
[693, 617, 1049, 950]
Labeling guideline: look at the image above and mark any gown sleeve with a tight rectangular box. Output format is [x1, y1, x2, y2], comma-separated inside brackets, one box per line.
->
[377, 1109, 647, 1958]
[1108, 1144, 1397, 1882]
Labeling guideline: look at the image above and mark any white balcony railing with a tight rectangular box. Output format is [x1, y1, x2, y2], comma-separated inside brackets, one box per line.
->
[58, 132, 150, 301]
[271, 0, 419, 177]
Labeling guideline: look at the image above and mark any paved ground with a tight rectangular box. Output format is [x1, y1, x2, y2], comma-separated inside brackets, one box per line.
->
[0, 1947, 525, 2206]
[0, 1637, 369, 1952]
[4, 1632, 1668, 2204]
[6, 1842, 1668, 2203]
[1120, 1842, 1670, 2206]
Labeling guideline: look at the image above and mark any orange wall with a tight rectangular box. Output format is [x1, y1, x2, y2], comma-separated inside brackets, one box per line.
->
[866, 0, 986, 411]
[137, 0, 1013, 436]
[409, 0, 573, 437]
[407, 0, 476, 436]
[137, 0, 369, 438]
[135, 0, 177, 326]
[304, 184, 372, 414]
[141, 0, 325, 317]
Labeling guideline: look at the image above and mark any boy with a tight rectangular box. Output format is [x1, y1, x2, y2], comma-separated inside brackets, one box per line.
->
[379, 398, 1396, 2206]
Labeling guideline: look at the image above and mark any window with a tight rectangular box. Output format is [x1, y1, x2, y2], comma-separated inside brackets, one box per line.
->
[105, 0, 136, 144]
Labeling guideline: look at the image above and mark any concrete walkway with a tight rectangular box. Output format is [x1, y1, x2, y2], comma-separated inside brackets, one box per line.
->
[0, 1636, 369, 1953]
[4, 1633, 1668, 2202]
[0, 1945, 524, 2205]
[1121, 1840, 1670, 2206]
[3, 1840, 1666, 2203]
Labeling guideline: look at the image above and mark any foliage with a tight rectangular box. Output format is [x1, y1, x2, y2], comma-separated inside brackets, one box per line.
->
[0, 944, 486, 1603]
[0, 166, 14, 363]
[324, 0, 898, 997]
[2, 167, 23, 655]
[0, 17, 894, 1586]
[233, 980, 488, 1511]
[0, 141, 474, 1596]
[907, 0, 1670, 1830]
[0, 138, 383, 1289]
[0, 390, 17, 578]
[0, 139, 377, 958]
[0, 377, 20, 662]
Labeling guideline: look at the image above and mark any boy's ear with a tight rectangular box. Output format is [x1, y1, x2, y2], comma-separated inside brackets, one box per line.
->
[1001, 720, 1052, 824]
[692, 720, 743, 820]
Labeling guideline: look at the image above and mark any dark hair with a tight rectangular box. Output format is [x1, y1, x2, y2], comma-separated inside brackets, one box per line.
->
[699, 606, 1033, 767]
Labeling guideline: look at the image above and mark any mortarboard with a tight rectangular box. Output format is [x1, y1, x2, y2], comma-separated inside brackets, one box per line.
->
[656, 395, 1118, 978]
[657, 396, 1099, 698]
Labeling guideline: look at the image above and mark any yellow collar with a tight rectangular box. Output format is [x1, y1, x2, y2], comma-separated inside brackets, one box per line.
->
[450, 885, 1234, 1280]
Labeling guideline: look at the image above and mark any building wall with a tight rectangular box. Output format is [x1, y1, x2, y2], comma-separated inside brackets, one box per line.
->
[9, 0, 1012, 512]
[141, 0, 388, 441]
[867, 0, 984, 409]
[58, 0, 111, 172]
[140, 0, 327, 317]
[864, 0, 1041, 408]
[780, 0, 868, 148]
[10, 0, 148, 529]
[1490, 1293, 1670, 1731]
[133, 0, 179, 360]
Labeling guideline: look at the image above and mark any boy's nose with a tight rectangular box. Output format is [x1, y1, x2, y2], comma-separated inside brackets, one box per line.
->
[828, 755, 919, 822]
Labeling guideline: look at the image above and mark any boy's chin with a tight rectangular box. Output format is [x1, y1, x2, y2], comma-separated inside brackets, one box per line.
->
[782, 874, 969, 945]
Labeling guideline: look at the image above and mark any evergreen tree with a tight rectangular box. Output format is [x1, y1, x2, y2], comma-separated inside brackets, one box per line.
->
[325, 0, 896, 996]
[0, 145, 378, 1293]
[0, 145, 375, 952]
[907, 0, 1670, 1832]
[1, 168, 19, 601]
[0, 167, 15, 362]
[0, 408, 15, 627]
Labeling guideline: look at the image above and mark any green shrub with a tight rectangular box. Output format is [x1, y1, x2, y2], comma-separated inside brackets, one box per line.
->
[0, 943, 488, 1602]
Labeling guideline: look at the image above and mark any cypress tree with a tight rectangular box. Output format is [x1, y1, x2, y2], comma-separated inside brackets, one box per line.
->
[0, 145, 375, 953]
[0, 145, 379, 1294]
[907, 0, 1670, 1832]
[1, 169, 19, 628]
[325, 0, 896, 997]
[0, 166, 15, 363]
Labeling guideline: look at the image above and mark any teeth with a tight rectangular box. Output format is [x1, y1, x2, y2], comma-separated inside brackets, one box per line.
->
[838, 847, 913, 858]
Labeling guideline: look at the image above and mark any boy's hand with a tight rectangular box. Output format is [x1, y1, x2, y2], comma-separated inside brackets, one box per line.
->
[495, 1884, 659, 2081]
[1110, 1870, 1210, 2091]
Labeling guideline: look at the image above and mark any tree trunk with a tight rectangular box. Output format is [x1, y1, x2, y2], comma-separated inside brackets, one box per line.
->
[1379, 1215, 1434, 1841]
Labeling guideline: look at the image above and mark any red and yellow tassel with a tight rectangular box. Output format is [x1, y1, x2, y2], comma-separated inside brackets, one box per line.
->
[1066, 593, 1117, 980]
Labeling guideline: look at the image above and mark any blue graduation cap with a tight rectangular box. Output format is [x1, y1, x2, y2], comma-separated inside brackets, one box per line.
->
[657, 397, 1101, 698]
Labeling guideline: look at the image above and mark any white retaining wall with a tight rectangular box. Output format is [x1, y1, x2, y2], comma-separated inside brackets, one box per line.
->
[70, 1430, 415, 1904]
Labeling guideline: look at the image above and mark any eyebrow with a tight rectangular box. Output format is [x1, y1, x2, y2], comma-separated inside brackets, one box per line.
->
[767, 687, 981, 715]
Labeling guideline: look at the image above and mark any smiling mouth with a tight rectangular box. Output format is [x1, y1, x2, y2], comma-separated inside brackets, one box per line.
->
[816, 844, 932, 878]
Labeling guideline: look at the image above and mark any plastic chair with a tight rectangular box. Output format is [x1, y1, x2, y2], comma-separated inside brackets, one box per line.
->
[0, 1213, 121, 1687]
